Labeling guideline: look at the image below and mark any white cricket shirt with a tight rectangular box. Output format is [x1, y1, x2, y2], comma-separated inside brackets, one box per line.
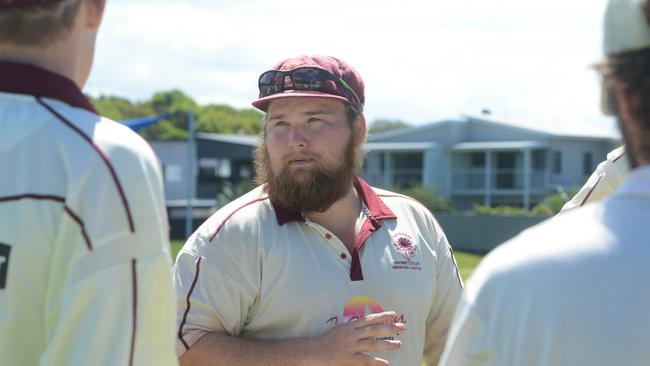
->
[174, 178, 463, 365]
[439, 165, 650, 366]
[0, 61, 178, 366]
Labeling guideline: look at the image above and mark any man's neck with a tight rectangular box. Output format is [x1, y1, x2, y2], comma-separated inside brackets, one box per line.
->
[0, 31, 85, 88]
[304, 182, 362, 252]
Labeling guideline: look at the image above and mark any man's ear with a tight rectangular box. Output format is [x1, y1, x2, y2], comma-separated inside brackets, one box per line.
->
[614, 81, 641, 124]
[354, 114, 367, 146]
[84, 0, 106, 29]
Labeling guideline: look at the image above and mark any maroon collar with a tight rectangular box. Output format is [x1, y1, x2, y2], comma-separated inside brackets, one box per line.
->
[0, 60, 97, 114]
[272, 177, 396, 226]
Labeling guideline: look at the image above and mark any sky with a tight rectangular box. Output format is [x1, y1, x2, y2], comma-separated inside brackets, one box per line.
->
[86, 0, 619, 138]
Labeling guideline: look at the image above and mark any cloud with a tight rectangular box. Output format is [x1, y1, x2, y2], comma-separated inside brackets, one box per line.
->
[87, 0, 615, 136]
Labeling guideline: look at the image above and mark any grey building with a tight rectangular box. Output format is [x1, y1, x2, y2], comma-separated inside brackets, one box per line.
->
[364, 115, 621, 210]
[150, 133, 258, 202]
[150, 116, 620, 213]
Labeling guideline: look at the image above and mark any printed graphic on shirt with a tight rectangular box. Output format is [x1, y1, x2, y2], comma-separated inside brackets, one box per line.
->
[0, 243, 10, 289]
[326, 296, 407, 334]
[391, 233, 421, 271]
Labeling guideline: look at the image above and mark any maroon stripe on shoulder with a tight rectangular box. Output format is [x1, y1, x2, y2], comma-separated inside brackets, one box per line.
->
[129, 259, 138, 366]
[580, 175, 604, 207]
[209, 197, 269, 241]
[0, 193, 64, 203]
[0, 194, 92, 250]
[37, 97, 135, 233]
[178, 257, 202, 350]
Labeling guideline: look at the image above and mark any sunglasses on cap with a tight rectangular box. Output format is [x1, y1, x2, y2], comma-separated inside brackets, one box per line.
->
[258, 67, 362, 108]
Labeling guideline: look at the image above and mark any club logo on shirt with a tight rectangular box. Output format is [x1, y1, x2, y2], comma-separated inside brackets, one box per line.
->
[326, 296, 407, 332]
[393, 233, 417, 259]
[391, 233, 421, 271]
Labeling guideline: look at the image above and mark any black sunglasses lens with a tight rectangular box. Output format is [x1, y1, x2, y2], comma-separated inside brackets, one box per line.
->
[292, 68, 337, 91]
[259, 71, 284, 96]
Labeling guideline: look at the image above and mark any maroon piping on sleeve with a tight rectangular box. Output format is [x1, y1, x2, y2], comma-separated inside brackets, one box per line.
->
[178, 257, 202, 350]
[129, 259, 138, 366]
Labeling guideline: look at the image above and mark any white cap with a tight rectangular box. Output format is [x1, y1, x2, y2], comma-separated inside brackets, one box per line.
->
[604, 0, 650, 55]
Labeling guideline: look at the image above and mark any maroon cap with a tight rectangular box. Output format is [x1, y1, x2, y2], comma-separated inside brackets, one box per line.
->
[0, 0, 64, 8]
[252, 55, 365, 112]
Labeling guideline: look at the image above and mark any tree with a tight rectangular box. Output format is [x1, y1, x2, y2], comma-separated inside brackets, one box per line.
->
[368, 119, 411, 134]
[88, 90, 263, 140]
[90, 95, 155, 121]
[197, 104, 263, 135]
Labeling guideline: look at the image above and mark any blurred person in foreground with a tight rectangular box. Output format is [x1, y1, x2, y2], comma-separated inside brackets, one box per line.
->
[0, 0, 178, 364]
[439, 0, 650, 365]
[174, 54, 463, 366]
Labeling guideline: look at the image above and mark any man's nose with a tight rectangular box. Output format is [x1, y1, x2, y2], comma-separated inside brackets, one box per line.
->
[289, 126, 308, 149]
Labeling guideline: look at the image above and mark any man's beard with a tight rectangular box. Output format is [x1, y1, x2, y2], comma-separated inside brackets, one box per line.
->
[255, 136, 358, 213]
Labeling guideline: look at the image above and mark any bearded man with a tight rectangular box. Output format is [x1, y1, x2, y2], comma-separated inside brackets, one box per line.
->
[173, 55, 463, 366]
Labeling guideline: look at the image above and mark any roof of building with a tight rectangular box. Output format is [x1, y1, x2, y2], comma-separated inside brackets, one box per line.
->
[451, 140, 548, 151]
[363, 142, 436, 151]
[368, 114, 621, 142]
[197, 132, 260, 146]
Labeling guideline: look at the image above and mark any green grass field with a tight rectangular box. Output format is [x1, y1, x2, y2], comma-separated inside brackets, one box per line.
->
[171, 240, 183, 259]
[170, 240, 483, 282]
[452, 251, 483, 282]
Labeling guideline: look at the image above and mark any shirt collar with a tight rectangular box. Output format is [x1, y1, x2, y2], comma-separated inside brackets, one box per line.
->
[0, 60, 97, 114]
[272, 176, 397, 226]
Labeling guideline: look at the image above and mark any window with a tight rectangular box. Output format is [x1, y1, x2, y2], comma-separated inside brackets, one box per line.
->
[239, 166, 252, 179]
[391, 152, 423, 188]
[496, 152, 516, 189]
[552, 151, 562, 174]
[532, 150, 546, 170]
[470, 152, 485, 168]
[198, 158, 231, 179]
[583, 152, 594, 176]
[164, 164, 183, 183]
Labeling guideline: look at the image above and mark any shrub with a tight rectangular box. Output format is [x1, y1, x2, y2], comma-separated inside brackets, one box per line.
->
[391, 185, 454, 213]
[214, 180, 258, 209]
[473, 204, 532, 216]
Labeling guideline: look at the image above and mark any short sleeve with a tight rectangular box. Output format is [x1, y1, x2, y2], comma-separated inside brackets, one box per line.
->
[174, 234, 258, 356]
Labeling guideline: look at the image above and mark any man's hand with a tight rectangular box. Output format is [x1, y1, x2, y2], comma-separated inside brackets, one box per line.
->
[306, 311, 405, 366]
